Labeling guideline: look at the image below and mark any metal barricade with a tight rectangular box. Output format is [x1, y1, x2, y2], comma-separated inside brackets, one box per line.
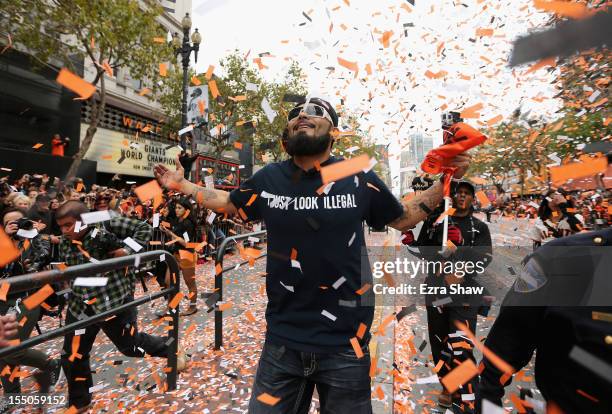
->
[0, 250, 181, 390]
[214, 230, 267, 349]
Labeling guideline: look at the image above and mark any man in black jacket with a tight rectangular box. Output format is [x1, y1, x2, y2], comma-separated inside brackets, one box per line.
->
[403, 181, 492, 410]
[178, 150, 199, 180]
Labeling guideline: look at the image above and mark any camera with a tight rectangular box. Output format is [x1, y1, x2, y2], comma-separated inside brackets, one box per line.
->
[16, 217, 34, 230]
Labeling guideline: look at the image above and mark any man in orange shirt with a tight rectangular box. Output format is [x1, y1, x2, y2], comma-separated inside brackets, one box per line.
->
[51, 134, 70, 156]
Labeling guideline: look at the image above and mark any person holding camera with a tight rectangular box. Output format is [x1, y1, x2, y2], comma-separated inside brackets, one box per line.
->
[0, 208, 61, 398]
[54, 201, 187, 412]
[402, 181, 492, 410]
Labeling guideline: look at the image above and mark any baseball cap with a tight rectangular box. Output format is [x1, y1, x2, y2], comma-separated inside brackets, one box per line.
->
[455, 181, 475, 196]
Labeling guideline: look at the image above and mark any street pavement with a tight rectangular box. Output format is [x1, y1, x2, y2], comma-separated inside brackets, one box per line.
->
[12, 214, 540, 413]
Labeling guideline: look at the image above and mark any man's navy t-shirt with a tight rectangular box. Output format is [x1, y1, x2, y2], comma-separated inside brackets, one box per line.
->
[230, 156, 403, 352]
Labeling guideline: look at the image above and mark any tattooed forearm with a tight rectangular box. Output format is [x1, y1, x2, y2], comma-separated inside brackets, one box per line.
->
[193, 188, 218, 201]
[389, 181, 444, 232]
[180, 180, 237, 214]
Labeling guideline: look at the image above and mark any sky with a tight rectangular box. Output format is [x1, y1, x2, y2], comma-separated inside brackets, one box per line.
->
[190, 0, 562, 193]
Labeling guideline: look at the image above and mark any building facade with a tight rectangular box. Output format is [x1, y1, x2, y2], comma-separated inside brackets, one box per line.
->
[399, 133, 434, 195]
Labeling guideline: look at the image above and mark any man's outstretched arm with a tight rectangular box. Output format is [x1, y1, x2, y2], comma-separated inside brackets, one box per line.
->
[388, 153, 471, 232]
[154, 156, 238, 214]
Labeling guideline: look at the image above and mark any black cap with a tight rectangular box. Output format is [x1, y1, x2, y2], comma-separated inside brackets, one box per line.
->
[293, 97, 339, 127]
[454, 181, 475, 196]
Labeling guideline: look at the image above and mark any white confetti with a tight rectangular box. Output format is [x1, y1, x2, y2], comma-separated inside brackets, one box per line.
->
[74, 277, 108, 287]
[482, 399, 506, 414]
[261, 97, 277, 123]
[291, 259, 302, 272]
[280, 281, 294, 292]
[80, 210, 112, 225]
[123, 237, 143, 252]
[321, 309, 337, 321]
[332, 276, 346, 290]
[348, 232, 356, 246]
[416, 374, 439, 384]
[178, 124, 194, 136]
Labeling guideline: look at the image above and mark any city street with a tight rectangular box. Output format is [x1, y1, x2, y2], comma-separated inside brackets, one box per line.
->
[12, 214, 539, 414]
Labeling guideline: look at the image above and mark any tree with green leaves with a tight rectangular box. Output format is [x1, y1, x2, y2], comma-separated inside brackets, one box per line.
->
[157, 51, 308, 170]
[3, 0, 173, 180]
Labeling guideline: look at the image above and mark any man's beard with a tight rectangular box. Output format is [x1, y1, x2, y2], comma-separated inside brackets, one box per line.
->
[285, 131, 332, 156]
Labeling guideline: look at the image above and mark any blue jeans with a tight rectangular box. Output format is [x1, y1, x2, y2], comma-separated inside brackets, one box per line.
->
[248, 340, 373, 414]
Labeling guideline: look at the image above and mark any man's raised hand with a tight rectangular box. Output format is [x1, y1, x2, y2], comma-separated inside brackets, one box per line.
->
[448, 153, 472, 179]
[154, 155, 186, 191]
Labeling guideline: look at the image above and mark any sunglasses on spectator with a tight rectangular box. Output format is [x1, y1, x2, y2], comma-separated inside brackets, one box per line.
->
[287, 103, 333, 125]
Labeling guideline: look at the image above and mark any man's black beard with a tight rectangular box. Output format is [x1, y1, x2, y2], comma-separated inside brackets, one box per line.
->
[285, 131, 332, 156]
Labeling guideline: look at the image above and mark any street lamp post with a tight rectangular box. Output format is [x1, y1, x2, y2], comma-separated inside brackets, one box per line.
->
[170, 13, 201, 154]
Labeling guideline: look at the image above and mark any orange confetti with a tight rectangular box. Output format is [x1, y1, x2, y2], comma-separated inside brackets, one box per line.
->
[337, 56, 359, 75]
[435, 207, 456, 224]
[441, 359, 479, 393]
[533, 0, 592, 19]
[549, 157, 608, 185]
[134, 180, 163, 205]
[320, 154, 370, 184]
[256, 393, 280, 406]
[486, 114, 503, 126]
[380, 31, 393, 48]
[244, 310, 257, 323]
[460, 103, 484, 119]
[56, 68, 96, 99]
[476, 28, 494, 36]
[209, 80, 220, 99]
[475, 191, 491, 208]
[168, 292, 184, 309]
[374, 385, 385, 400]
[159, 63, 167, 77]
[22, 284, 54, 310]
[355, 283, 372, 295]
[102, 60, 113, 77]
[525, 57, 556, 74]
[246, 194, 258, 207]
[350, 337, 364, 358]
[218, 302, 233, 311]
[356, 323, 367, 339]
[205, 65, 215, 80]
[425, 69, 448, 79]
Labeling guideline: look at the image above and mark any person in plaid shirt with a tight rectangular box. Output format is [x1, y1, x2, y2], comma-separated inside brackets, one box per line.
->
[55, 201, 187, 412]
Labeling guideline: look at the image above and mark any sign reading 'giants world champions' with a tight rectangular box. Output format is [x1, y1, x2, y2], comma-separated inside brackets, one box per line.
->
[82, 124, 181, 177]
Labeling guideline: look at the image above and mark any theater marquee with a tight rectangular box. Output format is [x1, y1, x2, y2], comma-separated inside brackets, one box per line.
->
[82, 124, 181, 177]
